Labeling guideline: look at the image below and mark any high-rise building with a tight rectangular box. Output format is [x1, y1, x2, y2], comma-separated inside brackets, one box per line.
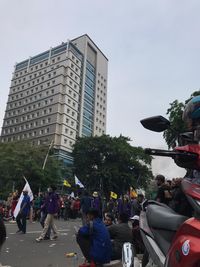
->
[0, 34, 108, 164]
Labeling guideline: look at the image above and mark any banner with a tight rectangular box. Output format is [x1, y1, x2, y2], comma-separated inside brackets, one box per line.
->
[63, 179, 71, 187]
[13, 178, 33, 218]
[110, 191, 118, 199]
[75, 175, 84, 188]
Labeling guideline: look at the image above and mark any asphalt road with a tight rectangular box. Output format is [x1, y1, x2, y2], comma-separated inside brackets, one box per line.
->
[1, 219, 84, 267]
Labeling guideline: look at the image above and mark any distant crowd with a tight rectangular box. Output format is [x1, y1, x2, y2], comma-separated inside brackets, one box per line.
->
[0, 174, 193, 266]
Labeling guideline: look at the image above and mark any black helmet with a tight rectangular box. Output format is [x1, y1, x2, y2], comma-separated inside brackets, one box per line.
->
[183, 96, 200, 130]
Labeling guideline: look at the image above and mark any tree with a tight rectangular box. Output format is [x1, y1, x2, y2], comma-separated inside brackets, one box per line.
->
[0, 141, 68, 199]
[163, 90, 200, 148]
[72, 135, 153, 198]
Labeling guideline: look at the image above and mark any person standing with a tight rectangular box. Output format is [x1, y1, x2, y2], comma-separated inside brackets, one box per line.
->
[16, 190, 30, 234]
[36, 185, 59, 242]
[80, 191, 92, 225]
[155, 174, 172, 205]
[91, 192, 102, 218]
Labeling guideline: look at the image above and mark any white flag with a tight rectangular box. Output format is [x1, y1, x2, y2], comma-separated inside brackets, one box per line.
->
[13, 178, 33, 218]
[70, 192, 75, 198]
[75, 175, 84, 188]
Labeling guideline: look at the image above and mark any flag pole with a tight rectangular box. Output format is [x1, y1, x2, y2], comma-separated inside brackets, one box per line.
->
[42, 140, 54, 170]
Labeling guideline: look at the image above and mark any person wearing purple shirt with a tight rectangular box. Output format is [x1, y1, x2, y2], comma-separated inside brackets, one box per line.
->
[117, 196, 131, 218]
[91, 192, 102, 218]
[36, 186, 59, 242]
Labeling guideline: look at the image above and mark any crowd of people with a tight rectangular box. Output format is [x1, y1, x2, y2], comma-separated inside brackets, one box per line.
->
[0, 173, 193, 266]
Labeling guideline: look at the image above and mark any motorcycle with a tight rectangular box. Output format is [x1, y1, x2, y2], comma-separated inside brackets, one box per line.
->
[138, 114, 200, 267]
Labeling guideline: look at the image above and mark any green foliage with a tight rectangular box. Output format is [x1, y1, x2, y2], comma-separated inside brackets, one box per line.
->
[164, 90, 200, 148]
[0, 142, 67, 199]
[72, 135, 153, 197]
[163, 100, 186, 148]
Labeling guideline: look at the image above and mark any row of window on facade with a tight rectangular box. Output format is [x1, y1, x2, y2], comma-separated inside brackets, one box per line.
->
[12, 69, 58, 93]
[14, 69, 58, 83]
[95, 126, 105, 134]
[2, 134, 51, 144]
[14, 49, 80, 78]
[97, 72, 107, 83]
[9, 95, 54, 109]
[3, 126, 50, 136]
[95, 118, 105, 126]
[12, 86, 55, 100]
[68, 79, 78, 90]
[6, 116, 52, 126]
[97, 87, 106, 97]
[64, 128, 75, 137]
[13, 75, 57, 89]
[96, 94, 106, 104]
[15, 56, 62, 78]
[63, 138, 74, 147]
[6, 107, 53, 118]
[96, 109, 106, 118]
[70, 62, 79, 73]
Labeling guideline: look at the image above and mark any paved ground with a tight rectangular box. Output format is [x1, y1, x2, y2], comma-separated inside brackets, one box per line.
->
[1, 219, 84, 267]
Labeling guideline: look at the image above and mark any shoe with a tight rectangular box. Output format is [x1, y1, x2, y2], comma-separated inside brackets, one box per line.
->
[44, 236, 50, 240]
[50, 236, 58, 241]
[36, 237, 43, 242]
[16, 230, 22, 233]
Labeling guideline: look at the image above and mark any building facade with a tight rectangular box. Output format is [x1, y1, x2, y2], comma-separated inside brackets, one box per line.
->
[0, 34, 108, 164]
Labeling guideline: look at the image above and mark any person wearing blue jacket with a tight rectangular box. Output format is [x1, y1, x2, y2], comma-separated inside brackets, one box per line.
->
[16, 190, 30, 234]
[77, 208, 111, 265]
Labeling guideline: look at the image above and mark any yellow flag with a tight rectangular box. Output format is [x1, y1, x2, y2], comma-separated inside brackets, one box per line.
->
[63, 179, 71, 187]
[110, 191, 118, 199]
[130, 187, 137, 198]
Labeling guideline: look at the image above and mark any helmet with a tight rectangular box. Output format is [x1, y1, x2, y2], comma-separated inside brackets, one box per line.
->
[183, 96, 200, 130]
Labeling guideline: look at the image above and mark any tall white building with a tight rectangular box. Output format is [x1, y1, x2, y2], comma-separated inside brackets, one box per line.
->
[1, 34, 108, 164]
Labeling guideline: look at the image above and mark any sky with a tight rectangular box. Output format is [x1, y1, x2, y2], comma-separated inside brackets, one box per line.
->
[1, 0, 200, 178]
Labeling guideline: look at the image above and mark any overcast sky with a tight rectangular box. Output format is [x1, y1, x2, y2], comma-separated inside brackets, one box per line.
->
[1, 0, 200, 178]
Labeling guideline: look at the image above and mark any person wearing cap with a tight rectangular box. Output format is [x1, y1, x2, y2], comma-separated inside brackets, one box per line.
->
[16, 189, 30, 234]
[130, 190, 146, 217]
[91, 191, 102, 218]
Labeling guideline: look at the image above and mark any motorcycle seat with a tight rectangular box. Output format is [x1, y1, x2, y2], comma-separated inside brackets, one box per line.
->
[146, 201, 188, 231]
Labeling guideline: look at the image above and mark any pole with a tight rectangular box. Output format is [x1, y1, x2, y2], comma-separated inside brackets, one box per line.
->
[42, 140, 54, 170]
[12, 181, 15, 193]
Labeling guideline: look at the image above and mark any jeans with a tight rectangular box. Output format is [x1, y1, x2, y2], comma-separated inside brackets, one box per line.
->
[16, 213, 27, 233]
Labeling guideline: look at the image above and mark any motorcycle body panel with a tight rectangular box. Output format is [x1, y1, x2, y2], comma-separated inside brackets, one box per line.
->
[166, 217, 200, 267]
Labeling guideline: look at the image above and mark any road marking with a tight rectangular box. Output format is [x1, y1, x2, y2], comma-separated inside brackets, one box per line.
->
[9, 229, 71, 235]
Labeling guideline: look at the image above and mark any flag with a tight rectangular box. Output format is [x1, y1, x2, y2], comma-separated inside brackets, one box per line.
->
[74, 175, 84, 188]
[63, 179, 71, 187]
[110, 191, 118, 199]
[130, 187, 137, 199]
[14, 178, 33, 218]
[70, 192, 75, 198]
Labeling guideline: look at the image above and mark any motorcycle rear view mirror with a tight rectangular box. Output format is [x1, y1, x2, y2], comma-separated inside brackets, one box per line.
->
[140, 115, 170, 132]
